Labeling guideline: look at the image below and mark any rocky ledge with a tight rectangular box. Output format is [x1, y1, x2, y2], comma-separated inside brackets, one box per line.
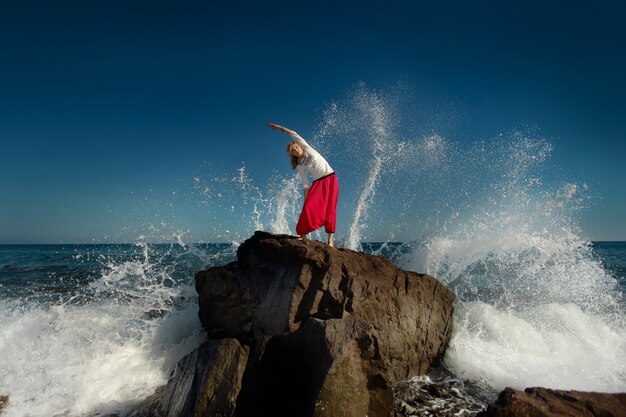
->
[131, 231, 455, 417]
[478, 387, 626, 417]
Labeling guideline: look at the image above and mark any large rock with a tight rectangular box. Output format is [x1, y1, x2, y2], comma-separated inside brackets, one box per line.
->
[234, 317, 394, 417]
[138, 232, 455, 417]
[478, 387, 626, 417]
[201, 232, 454, 416]
[130, 339, 249, 417]
[197, 231, 455, 380]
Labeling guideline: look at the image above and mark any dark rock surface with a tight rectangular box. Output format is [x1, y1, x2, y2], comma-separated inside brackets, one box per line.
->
[478, 387, 626, 417]
[130, 339, 249, 417]
[196, 231, 455, 381]
[0, 396, 8, 414]
[134, 231, 455, 417]
[394, 373, 491, 416]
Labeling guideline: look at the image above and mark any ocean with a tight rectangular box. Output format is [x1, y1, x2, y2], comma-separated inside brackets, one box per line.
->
[0, 241, 624, 416]
[2, 85, 625, 416]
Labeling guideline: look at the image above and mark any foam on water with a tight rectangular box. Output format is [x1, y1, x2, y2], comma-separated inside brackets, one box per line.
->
[448, 301, 626, 392]
[410, 217, 626, 392]
[0, 301, 201, 416]
[0, 243, 234, 417]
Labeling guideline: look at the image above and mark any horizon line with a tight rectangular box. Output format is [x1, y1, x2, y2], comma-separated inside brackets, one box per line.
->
[1, 240, 625, 246]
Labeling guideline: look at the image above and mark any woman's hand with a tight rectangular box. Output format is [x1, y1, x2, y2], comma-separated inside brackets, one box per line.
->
[268, 123, 291, 134]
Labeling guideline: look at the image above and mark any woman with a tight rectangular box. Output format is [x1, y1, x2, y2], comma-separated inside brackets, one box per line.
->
[268, 123, 339, 247]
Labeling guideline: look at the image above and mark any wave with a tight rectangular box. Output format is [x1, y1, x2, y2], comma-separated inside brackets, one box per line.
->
[0, 243, 237, 417]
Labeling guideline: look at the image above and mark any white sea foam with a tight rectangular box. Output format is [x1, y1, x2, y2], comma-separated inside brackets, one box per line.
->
[410, 222, 626, 392]
[447, 301, 626, 392]
[0, 245, 209, 417]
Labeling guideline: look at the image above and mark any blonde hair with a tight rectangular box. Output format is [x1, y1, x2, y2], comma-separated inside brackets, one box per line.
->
[287, 141, 300, 169]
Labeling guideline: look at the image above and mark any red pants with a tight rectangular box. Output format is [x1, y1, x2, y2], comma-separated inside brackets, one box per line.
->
[296, 173, 339, 235]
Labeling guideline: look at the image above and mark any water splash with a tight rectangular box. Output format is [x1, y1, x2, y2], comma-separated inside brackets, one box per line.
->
[0, 242, 237, 417]
[267, 176, 301, 235]
[345, 90, 390, 249]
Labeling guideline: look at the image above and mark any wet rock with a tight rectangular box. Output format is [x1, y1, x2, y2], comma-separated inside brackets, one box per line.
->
[398, 401, 418, 415]
[235, 317, 395, 417]
[129, 339, 249, 417]
[426, 383, 448, 398]
[478, 387, 626, 417]
[144, 309, 166, 319]
[0, 395, 8, 413]
[394, 375, 490, 417]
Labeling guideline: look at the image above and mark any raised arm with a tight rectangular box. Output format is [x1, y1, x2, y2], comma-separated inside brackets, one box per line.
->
[268, 123, 310, 147]
[268, 123, 294, 135]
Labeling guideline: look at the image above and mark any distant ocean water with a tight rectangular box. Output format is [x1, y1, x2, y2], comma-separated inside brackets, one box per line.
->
[0, 241, 624, 416]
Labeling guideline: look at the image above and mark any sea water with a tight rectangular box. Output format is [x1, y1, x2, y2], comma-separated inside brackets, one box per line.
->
[2, 84, 625, 416]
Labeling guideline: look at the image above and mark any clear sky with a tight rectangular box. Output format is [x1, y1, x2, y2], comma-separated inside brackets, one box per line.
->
[1, 0, 625, 243]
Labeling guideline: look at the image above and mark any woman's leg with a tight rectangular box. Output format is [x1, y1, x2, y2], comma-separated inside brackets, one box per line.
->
[297, 174, 338, 245]
[324, 175, 339, 246]
[296, 181, 324, 236]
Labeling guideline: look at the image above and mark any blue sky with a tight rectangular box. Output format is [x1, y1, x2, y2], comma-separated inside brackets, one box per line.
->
[1, 0, 624, 243]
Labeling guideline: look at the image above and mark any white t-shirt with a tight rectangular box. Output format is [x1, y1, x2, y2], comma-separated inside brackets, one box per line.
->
[290, 131, 335, 189]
